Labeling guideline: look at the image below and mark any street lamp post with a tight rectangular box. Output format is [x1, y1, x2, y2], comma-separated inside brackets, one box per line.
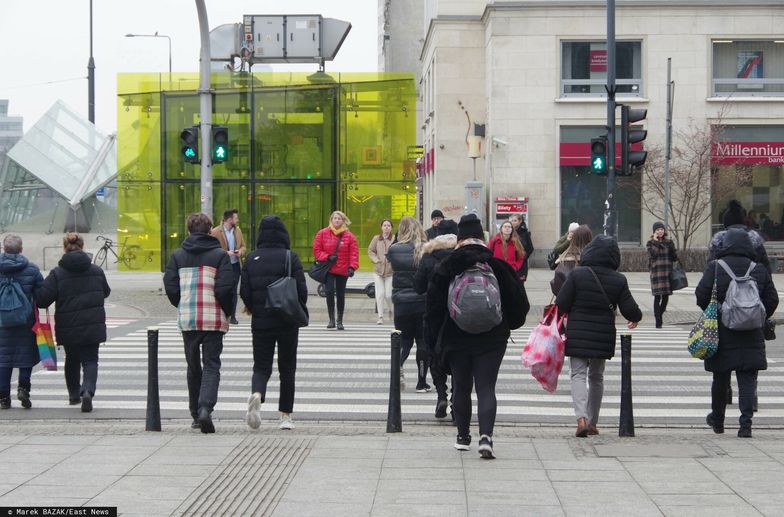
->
[125, 32, 172, 83]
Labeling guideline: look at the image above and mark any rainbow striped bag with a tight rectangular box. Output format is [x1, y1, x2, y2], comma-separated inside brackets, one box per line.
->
[33, 307, 57, 371]
[688, 267, 719, 360]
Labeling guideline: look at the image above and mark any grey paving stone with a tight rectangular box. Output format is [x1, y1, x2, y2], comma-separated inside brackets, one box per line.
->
[46, 460, 137, 476]
[554, 481, 654, 506]
[20, 435, 101, 446]
[3, 484, 108, 499]
[0, 435, 26, 445]
[639, 481, 734, 495]
[382, 456, 463, 468]
[374, 488, 464, 505]
[466, 480, 560, 506]
[564, 503, 663, 517]
[0, 484, 20, 496]
[371, 503, 466, 517]
[166, 435, 244, 447]
[595, 443, 708, 458]
[380, 467, 465, 481]
[280, 477, 378, 505]
[94, 434, 175, 447]
[547, 469, 634, 482]
[0, 462, 58, 475]
[699, 458, 784, 472]
[127, 463, 218, 477]
[468, 505, 565, 517]
[308, 446, 386, 459]
[92, 479, 190, 501]
[623, 460, 716, 482]
[376, 478, 462, 493]
[87, 496, 183, 515]
[272, 501, 373, 517]
[140, 453, 230, 465]
[27, 472, 122, 488]
[542, 459, 626, 471]
[464, 467, 548, 482]
[319, 436, 388, 449]
[650, 493, 754, 507]
[114, 474, 205, 488]
[462, 458, 543, 471]
[659, 506, 762, 517]
[386, 438, 452, 450]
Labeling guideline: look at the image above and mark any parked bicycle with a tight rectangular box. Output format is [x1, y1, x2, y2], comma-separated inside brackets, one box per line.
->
[93, 235, 142, 270]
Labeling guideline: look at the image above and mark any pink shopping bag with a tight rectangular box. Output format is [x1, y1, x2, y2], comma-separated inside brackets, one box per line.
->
[521, 304, 566, 393]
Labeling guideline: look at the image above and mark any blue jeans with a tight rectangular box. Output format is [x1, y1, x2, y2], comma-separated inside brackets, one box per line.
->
[0, 366, 32, 394]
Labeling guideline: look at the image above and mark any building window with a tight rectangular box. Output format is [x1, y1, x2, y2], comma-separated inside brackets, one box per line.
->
[561, 41, 642, 98]
[712, 40, 784, 97]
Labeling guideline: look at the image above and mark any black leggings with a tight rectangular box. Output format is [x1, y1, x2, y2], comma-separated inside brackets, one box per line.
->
[324, 273, 348, 320]
[711, 370, 756, 429]
[448, 345, 506, 437]
[395, 313, 429, 385]
[653, 295, 669, 315]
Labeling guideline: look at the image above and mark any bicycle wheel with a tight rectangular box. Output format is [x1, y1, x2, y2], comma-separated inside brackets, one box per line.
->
[120, 245, 143, 270]
[94, 247, 108, 269]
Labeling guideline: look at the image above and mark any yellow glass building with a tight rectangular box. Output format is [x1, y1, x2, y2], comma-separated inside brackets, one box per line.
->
[117, 72, 417, 271]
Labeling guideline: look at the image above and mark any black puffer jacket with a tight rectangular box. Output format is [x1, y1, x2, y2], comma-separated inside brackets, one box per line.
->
[515, 224, 534, 278]
[240, 216, 308, 331]
[426, 219, 458, 241]
[413, 234, 457, 295]
[388, 241, 426, 317]
[709, 224, 770, 271]
[35, 251, 110, 346]
[696, 228, 778, 373]
[425, 244, 529, 358]
[555, 236, 642, 359]
[0, 254, 43, 368]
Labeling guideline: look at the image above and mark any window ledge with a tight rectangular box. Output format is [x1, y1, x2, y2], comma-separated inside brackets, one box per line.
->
[556, 97, 649, 104]
[707, 96, 784, 102]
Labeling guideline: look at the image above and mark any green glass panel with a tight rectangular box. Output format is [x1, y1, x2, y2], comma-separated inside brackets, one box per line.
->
[252, 182, 334, 264]
[163, 182, 198, 258]
[343, 182, 416, 271]
[117, 181, 161, 271]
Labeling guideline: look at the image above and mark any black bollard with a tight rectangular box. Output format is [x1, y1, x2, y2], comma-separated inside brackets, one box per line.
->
[619, 333, 634, 437]
[386, 331, 402, 433]
[146, 327, 161, 432]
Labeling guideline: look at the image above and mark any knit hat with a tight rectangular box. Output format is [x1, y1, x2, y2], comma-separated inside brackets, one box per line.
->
[457, 214, 485, 241]
[431, 209, 444, 219]
[652, 221, 665, 232]
[568, 222, 579, 232]
[722, 199, 746, 228]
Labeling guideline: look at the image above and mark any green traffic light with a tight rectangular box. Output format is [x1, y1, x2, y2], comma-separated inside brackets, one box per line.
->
[592, 157, 604, 171]
[213, 146, 227, 161]
[184, 147, 196, 159]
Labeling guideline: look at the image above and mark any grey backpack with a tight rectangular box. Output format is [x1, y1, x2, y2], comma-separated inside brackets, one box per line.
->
[716, 259, 766, 331]
[447, 262, 503, 334]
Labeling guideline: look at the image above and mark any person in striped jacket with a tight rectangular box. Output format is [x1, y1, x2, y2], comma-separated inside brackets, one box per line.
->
[164, 213, 234, 434]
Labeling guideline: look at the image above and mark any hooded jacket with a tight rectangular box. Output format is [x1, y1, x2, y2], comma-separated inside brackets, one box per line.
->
[555, 236, 642, 359]
[387, 241, 426, 316]
[35, 251, 110, 346]
[413, 234, 457, 295]
[0, 254, 43, 368]
[696, 228, 779, 373]
[163, 233, 234, 333]
[313, 227, 359, 277]
[425, 244, 529, 358]
[240, 216, 308, 331]
[708, 224, 770, 271]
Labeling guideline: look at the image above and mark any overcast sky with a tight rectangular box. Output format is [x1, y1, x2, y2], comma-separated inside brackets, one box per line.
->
[0, 1, 378, 133]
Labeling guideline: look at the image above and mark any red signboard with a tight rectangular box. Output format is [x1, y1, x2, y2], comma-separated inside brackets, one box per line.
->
[712, 141, 784, 165]
[496, 203, 528, 214]
[559, 142, 642, 167]
[590, 50, 607, 72]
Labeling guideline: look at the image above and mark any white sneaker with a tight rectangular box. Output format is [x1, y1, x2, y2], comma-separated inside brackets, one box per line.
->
[246, 393, 261, 430]
[279, 414, 294, 430]
[377, 317, 384, 325]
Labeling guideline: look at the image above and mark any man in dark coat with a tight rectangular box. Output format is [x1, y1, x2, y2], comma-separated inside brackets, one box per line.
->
[164, 213, 234, 433]
[696, 228, 778, 437]
[710, 200, 770, 269]
[36, 233, 111, 412]
[425, 210, 457, 241]
[425, 214, 529, 459]
[0, 235, 43, 410]
[240, 216, 308, 431]
[555, 235, 642, 437]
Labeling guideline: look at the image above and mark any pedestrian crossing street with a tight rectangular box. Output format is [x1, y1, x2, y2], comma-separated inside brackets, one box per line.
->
[27, 320, 784, 425]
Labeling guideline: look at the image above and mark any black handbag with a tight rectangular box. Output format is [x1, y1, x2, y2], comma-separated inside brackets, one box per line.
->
[308, 233, 343, 283]
[764, 318, 776, 341]
[266, 251, 309, 328]
[669, 261, 689, 291]
[547, 250, 559, 270]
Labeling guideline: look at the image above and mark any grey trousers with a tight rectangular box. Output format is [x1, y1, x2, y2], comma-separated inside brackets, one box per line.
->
[570, 357, 606, 424]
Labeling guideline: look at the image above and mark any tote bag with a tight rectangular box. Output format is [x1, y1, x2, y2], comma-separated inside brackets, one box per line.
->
[266, 251, 309, 328]
[687, 265, 719, 360]
[670, 261, 689, 291]
[33, 307, 57, 371]
[522, 304, 566, 393]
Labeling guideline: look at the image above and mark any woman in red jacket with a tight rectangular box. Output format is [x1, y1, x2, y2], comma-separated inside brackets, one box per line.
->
[488, 220, 525, 277]
[313, 211, 359, 330]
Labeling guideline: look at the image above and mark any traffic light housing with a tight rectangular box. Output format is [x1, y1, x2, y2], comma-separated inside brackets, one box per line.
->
[180, 126, 199, 164]
[621, 105, 647, 176]
[212, 125, 229, 163]
[590, 136, 608, 175]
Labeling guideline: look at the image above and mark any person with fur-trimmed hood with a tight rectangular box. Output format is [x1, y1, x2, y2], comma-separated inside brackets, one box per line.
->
[710, 200, 770, 270]
[414, 232, 457, 420]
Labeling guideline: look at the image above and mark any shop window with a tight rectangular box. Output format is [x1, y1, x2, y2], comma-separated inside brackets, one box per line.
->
[561, 41, 643, 98]
[712, 40, 784, 97]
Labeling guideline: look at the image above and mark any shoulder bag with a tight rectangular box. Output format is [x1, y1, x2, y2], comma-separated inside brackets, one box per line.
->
[687, 263, 719, 359]
[308, 232, 343, 283]
[670, 261, 689, 291]
[587, 267, 617, 313]
[266, 251, 309, 328]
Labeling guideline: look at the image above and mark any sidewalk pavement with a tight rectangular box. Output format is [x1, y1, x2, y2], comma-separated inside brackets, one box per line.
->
[0, 421, 782, 516]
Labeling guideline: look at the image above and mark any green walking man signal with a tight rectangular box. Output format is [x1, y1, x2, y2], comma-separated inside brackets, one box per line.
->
[212, 126, 229, 163]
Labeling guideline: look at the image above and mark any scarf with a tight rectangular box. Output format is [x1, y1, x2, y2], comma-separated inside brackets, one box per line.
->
[330, 225, 347, 236]
[456, 238, 486, 249]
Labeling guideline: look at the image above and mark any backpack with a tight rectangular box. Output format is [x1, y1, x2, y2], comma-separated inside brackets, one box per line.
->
[0, 276, 32, 328]
[716, 259, 766, 331]
[448, 262, 503, 334]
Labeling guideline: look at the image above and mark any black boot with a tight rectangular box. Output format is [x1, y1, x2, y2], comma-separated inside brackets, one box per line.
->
[326, 318, 336, 330]
[0, 391, 10, 410]
[336, 313, 344, 331]
[17, 387, 31, 409]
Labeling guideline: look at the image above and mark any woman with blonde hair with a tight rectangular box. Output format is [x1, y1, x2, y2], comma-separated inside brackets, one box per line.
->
[35, 233, 110, 412]
[488, 220, 526, 279]
[313, 211, 359, 330]
[387, 216, 430, 391]
[551, 225, 593, 296]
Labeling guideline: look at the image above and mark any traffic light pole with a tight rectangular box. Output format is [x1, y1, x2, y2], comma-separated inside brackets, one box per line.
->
[196, 0, 213, 219]
[604, 0, 618, 239]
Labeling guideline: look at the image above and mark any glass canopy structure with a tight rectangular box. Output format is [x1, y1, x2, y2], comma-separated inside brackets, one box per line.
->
[118, 72, 417, 271]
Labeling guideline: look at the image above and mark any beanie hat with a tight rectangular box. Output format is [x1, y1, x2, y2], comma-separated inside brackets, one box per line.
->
[722, 199, 746, 228]
[652, 221, 665, 232]
[431, 209, 444, 219]
[457, 214, 485, 241]
[568, 222, 579, 232]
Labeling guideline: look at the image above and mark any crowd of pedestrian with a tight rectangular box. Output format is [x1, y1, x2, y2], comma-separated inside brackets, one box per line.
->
[0, 198, 777, 457]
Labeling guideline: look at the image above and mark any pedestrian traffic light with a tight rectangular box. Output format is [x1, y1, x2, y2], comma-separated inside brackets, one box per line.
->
[180, 126, 199, 164]
[212, 126, 229, 163]
[590, 137, 608, 175]
[620, 105, 648, 176]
